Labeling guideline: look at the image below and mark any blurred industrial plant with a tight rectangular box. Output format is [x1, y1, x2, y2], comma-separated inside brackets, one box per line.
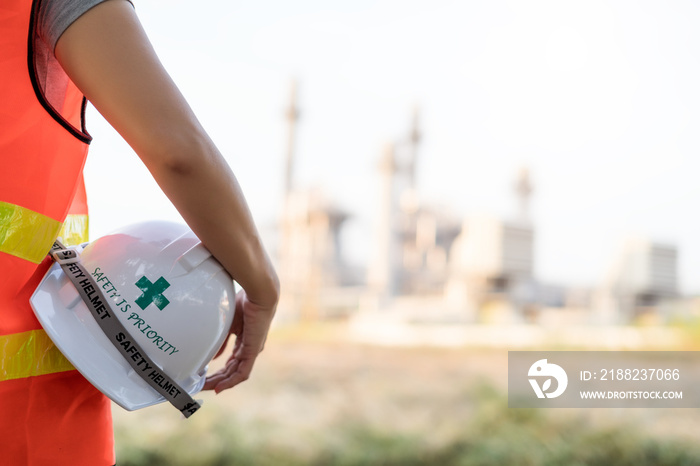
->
[274, 82, 689, 335]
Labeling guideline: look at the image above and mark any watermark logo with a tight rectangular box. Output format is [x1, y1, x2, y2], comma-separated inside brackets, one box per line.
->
[135, 276, 171, 311]
[528, 359, 568, 399]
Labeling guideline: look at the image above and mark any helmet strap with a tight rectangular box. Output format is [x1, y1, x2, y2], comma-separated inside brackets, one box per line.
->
[48, 240, 202, 418]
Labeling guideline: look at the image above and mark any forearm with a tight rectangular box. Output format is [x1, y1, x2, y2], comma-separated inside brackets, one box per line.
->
[147, 136, 279, 307]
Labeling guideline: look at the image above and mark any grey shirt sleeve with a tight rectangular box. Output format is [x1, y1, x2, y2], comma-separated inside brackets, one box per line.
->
[38, 0, 134, 52]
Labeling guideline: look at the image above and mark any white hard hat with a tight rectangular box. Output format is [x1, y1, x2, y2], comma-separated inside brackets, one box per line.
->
[30, 221, 235, 413]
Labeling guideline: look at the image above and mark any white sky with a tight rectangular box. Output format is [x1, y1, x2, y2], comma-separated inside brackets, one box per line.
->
[84, 0, 700, 293]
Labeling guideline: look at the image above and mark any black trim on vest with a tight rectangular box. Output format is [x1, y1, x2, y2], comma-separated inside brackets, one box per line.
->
[27, 0, 92, 144]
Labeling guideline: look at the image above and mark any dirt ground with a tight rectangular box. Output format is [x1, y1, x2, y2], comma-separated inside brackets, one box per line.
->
[113, 323, 700, 457]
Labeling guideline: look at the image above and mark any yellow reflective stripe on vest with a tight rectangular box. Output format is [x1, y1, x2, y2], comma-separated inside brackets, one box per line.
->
[0, 201, 62, 264]
[0, 329, 75, 381]
[59, 214, 89, 246]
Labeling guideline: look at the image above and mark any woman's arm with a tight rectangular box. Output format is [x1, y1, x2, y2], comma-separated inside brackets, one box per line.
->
[55, 0, 279, 393]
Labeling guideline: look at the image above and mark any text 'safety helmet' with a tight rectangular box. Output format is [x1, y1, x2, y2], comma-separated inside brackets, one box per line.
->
[30, 221, 235, 411]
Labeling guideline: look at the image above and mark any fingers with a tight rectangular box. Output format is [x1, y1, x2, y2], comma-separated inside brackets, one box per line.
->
[202, 359, 239, 390]
[203, 355, 238, 389]
[203, 334, 250, 392]
[202, 290, 276, 393]
[203, 356, 255, 393]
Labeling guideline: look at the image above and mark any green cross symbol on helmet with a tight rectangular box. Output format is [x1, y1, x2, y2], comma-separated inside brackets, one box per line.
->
[135, 276, 171, 310]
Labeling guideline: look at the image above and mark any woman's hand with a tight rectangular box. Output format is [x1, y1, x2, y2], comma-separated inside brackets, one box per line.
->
[203, 288, 277, 393]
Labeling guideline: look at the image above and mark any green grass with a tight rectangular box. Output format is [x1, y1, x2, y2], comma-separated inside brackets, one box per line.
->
[115, 382, 700, 466]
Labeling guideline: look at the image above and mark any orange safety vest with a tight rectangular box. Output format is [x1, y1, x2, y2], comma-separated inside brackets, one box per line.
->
[0, 0, 114, 464]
